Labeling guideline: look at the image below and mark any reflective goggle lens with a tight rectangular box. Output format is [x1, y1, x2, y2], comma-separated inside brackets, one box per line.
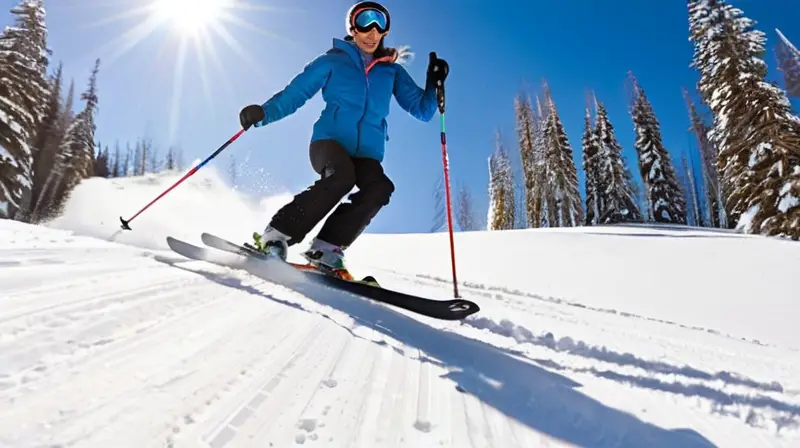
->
[354, 9, 387, 32]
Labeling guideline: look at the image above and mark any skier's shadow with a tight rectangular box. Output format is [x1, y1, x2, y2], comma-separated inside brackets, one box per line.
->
[236, 259, 717, 448]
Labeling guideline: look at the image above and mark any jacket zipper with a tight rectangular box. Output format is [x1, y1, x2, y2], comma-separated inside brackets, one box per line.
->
[356, 58, 376, 158]
[352, 49, 388, 157]
[355, 69, 368, 157]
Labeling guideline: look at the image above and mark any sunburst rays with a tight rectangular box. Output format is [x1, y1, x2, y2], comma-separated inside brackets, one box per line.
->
[63, 0, 299, 142]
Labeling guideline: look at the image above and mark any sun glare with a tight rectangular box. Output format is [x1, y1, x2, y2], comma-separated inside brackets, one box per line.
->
[83, 0, 290, 143]
[152, 0, 227, 35]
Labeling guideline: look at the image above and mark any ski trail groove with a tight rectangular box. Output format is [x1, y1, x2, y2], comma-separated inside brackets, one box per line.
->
[194, 319, 332, 447]
[0, 265, 300, 447]
[289, 329, 357, 446]
[336, 337, 381, 447]
[248, 322, 353, 444]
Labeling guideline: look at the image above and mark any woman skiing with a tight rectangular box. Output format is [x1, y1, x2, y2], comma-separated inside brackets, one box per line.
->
[238, 1, 449, 279]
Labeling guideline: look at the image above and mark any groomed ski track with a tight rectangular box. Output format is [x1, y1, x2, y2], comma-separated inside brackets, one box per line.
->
[1, 220, 798, 447]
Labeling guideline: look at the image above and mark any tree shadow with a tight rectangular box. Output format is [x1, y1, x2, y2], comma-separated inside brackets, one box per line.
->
[530, 357, 800, 433]
[464, 316, 784, 393]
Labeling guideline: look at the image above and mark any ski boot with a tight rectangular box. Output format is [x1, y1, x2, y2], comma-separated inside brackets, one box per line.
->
[301, 239, 355, 281]
[246, 227, 289, 261]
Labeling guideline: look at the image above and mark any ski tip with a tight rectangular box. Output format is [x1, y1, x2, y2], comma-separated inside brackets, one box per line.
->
[448, 299, 480, 318]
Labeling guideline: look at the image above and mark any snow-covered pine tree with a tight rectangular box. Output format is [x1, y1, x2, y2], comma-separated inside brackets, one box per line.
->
[775, 28, 800, 97]
[629, 73, 687, 224]
[29, 75, 74, 222]
[541, 82, 583, 227]
[689, 0, 800, 239]
[456, 183, 478, 231]
[581, 106, 603, 225]
[682, 87, 725, 227]
[487, 131, 515, 230]
[680, 152, 703, 226]
[24, 63, 63, 221]
[593, 97, 642, 223]
[514, 91, 541, 227]
[0, 0, 51, 218]
[487, 154, 501, 230]
[41, 59, 100, 218]
[532, 95, 550, 227]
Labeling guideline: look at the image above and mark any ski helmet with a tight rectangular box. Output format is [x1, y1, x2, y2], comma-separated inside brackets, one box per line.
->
[346, 1, 390, 35]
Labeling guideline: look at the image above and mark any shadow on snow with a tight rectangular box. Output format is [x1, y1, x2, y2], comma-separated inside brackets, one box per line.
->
[156, 255, 716, 448]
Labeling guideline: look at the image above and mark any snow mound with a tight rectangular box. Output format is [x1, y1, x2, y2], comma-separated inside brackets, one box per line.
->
[45, 167, 295, 251]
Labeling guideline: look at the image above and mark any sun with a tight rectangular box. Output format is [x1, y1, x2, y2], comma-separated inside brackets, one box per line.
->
[152, 0, 228, 36]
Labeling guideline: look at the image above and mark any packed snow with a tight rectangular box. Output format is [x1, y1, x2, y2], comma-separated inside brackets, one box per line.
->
[1, 167, 799, 447]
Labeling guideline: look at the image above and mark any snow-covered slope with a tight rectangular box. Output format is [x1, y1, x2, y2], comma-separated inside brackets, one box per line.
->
[1, 168, 798, 447]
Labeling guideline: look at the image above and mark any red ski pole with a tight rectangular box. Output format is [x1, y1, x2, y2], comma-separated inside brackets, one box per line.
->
[434, 61, 459, 298]
[119, 126, 249, 230]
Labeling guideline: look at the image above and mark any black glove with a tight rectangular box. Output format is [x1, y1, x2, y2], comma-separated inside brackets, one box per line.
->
[427, 52, 449, 89]
[239, 104, 266, 129]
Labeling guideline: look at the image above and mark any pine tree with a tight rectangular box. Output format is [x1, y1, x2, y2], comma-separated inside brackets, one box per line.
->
[530, 96, 549, 227]
[40, 59, 100, 218]
[112, 141, 121, 177]
[164, 145, 177, 171]
[456, 183, 478, 231]
[24, 63, 63, 221]
[30, 76, 73, 222]
[514, 91, 541, 227]
[540, 82, 583, 227]
[487, 131, 515, 230]
[145, 138, 159, 172]
[122, 143, 131, 176]
[174, 145, 185, 171]
[132, 140, 141, 175]
[775, 28, 800, 97]
[628, 73, 687, 224]
[683, 87, 726, 227]
[594, 97, 642, 223]
[93, 144, 110, 177]
[689, 0, 800, 239]
[0, 0, 51, 217]
[581, 106, 603, 225]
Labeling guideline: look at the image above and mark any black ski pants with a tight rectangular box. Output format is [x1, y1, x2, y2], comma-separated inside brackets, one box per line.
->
[269, 139, 395, 248]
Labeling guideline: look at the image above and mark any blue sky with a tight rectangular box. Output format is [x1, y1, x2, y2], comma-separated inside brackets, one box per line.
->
[9, 0, 800, 235]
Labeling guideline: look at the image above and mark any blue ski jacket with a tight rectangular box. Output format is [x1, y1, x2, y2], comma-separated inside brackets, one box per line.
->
[255, 38, 438, 162]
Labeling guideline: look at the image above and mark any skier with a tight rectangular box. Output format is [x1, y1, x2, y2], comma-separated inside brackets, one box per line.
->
[238, 1, 449, 280]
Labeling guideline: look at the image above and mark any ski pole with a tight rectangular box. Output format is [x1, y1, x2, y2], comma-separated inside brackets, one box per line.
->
[120, 125, 250, 230]
[434, 62, 459, 298]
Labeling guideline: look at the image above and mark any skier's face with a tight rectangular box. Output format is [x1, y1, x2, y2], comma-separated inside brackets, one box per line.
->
[352, 28, 385, 55]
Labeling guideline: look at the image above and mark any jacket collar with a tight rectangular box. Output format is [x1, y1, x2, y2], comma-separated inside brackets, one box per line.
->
[332, 38, 396, 68]
[332, 38, 365, 68]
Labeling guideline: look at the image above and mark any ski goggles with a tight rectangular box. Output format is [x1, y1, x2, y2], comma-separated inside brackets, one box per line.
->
[352, 8, 389, 33]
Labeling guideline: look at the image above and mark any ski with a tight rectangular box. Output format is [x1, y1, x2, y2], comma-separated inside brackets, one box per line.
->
[165, 235, 479, 320]
[199, 232, 380, 286]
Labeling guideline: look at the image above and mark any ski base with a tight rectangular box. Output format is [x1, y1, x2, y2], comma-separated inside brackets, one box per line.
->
[165, 234, 479, 321]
